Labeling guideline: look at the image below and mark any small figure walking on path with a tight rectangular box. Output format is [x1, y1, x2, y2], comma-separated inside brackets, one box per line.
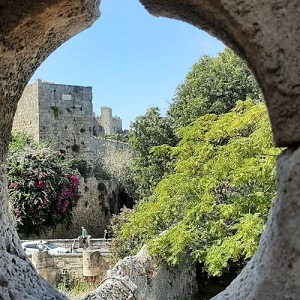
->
[82, 226, 88, 249]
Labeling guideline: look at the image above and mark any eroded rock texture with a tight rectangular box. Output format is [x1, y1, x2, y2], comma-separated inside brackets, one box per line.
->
[0, 0, 99, 298]
[83, 246, 198, 300]
[140, 0, 300, 148]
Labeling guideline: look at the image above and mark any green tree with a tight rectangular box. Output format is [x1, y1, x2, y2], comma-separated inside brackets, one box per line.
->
[7, 133, 79, 236]
[129, 107, 177, 201]
[168, 48, 261, 129]
[113, 100, 281, 276]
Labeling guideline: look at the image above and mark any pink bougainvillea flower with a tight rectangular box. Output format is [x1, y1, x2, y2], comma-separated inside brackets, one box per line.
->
[8, 183, 19, 190]
[37, 181, 44, 189]
[69, 175, 79, 185]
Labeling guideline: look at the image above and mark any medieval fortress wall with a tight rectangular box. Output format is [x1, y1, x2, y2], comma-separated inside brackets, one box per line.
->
[12, 79, 129, 238]
[12, 79, 126, 162]
[13, 81, 40, 141]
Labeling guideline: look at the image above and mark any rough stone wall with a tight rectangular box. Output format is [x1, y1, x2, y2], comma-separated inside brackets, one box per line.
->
[30, 252, 83, 285]
[38, 80, 95, 161]
[13, 79, 95, 161]
[13, 79, 126, 160]
[12, 80, 129, 240]
[29, 251, 109, 285]
[99, 107, 112, 135]
[93, 116, 105, 137]
[35, 176, 122, 239]
[111, 116, 122, 133]
[69, 177, 121, 238]
[12, 79, 40, 141]
[83, 246, 198, 300]
[94, 137, 129, 156]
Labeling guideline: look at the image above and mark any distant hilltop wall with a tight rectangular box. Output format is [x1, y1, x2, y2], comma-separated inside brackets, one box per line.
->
[12, 79, 126, 162]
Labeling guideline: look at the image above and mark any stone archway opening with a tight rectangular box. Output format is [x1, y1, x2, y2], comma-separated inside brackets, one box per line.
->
[0, 0, 300, 299]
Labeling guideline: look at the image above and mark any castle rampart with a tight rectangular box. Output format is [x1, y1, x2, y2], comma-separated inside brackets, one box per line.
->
[12, 80, 99, 162]
[13, 79, 125, 163]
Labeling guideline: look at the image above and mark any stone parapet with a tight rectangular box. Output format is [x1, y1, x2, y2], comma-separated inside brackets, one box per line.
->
[30, 250, 109, 285]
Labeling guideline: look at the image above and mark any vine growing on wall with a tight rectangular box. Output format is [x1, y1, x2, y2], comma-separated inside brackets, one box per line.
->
[50, 105, 60, 119]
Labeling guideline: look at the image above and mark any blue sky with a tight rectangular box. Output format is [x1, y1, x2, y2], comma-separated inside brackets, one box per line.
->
[30, 0, 224, 130]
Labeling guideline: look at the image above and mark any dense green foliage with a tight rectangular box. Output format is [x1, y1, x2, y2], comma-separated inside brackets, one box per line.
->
[7, 133, 79, 236]
[102, 48, 279, 279]
[168, 48, 261, 129]
[112, 100, 280, 276]
[109, 206, 133, 265]
[129, 107, 177, 201]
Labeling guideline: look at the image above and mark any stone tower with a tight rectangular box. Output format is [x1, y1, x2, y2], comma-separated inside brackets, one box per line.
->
[12, 79, 95, 161]
[96, 106, 122, 135]
[100, 106, 113, 135]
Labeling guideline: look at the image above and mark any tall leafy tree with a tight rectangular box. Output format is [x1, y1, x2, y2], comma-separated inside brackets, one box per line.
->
[129, 107, 177, 202]
[168, 48, 261, 129]
[113, 100, 281, 276]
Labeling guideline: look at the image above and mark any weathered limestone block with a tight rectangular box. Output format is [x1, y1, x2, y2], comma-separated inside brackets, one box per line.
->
[0, 0, 100, 298]
[83, 250, 101, 277]
[212, 147, 300, 299]
[31, 251, 59, 285]
[139, 0, 300, 147]
[83, 245, 198, 300]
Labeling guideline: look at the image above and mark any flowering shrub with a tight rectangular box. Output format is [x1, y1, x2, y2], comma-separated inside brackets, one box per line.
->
[7, 140, 79, 236]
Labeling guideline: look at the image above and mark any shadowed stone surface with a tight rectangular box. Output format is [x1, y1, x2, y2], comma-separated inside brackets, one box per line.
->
[0, 0, 99, 298]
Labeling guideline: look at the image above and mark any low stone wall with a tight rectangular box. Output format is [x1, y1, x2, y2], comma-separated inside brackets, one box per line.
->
[83, 245, 198, 300]
[21, 238, 112, 251]
[28, 250, 109, 285]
